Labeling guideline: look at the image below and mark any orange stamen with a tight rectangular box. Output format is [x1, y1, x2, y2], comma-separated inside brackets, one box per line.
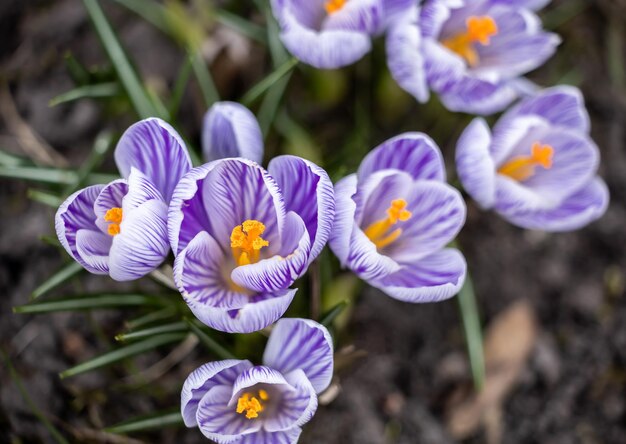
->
[364, 199, 412, 249]
[442, 16, 498, 66]
[325, 0, 346, 15]
[498, 142, 555, 182]
[230, 220, 269, 266]
[104, 207, 123, 236]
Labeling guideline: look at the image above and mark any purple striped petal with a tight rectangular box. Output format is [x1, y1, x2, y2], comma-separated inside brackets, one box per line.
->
[265, 369, 317, 432]
[174, 231, 249, 310]
[55, 185, 105, 270]
[496, 177, 609, 232]
[329, 174, 358, 267]
[108, 199, 169, 281]
[231, 212, 311, 293]
[237, 428, 302, 444]
[197, 385, 261, 443]
[455, 118, 497, 209]
[188, 289, 298, 334]
[231, 367, 292, 402]
[75, 229, 111, 274]
[490, 114, 549, 166]
[383, 0, 416, 25]
[263, 318, 334, 394]
[358, 133, 446, 182]
[322, 0, 384, 34]
[438, 76, 519, 115]
[122, 168, 164, 212]
[490, 0, 551, 11]
[203, 102, 264, 164]
[371, 248, 466, 302]
[182, 360, 253, 427]
[356, 170, 414, 227]
[114, 118, 191, 202]
[494, 174, 551, 214]
[93, 180, 128, 233]
[345, 226, 400, 280]
[268, 155, 335, 262]
[419, 0, 458, 39]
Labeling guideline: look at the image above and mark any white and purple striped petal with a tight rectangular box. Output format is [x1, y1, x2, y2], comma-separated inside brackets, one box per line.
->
[329, 174, 358, 267]
[75, 229, 111, 274]
[265, 369, 317, 432]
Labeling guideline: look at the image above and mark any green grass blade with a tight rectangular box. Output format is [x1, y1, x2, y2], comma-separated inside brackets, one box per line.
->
[457, 273, 485, 391]
[2, 350, 70, 444]
[0, 148, 28, 167]
[111, 0, 169, 32]
[31, 262, 84, 300]
[49, 82, 121, 106]
[27, 189, 63, 207]
[106, 409, 183, 434]
[214, 9, 267, 44]
[63, 130, 114, 195]
[116, 321, 187, 342]
[60, 333, 187, 378]
[190, 51, 219, 108]
[320, 301, 349, 327]
[168, 56, 193, 117]
[186, 320, 235, 360]
[241, 57, 298, 106]
[82, 0, 160, 119]
[127, 306, 177, 330]
[0, 165, 118, 185]
[14, 294, 165, 314]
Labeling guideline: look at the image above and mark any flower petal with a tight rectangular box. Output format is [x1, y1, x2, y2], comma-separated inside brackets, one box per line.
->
[182, 360, 253, 427]
[231, 366, 292, 397]
[371, 248, 466, 303]
[455, 118, 497, 209]
[438, 76, 519, 116]
[329, 174, 358, 267]
[491, 0, 551, 11]
[55, 185, 104, 269]
[203, 102, 264, 163]
[383, 0, 416, 25]
[265, 369, 318, 432]
[93, 180, 128, 233]
[114, 118, 191, 202]
[263, 318, 334, 394]
[108, 199, 169, 281]
[237, 428, 302, 444]
[346, 226, 400, 281]
[267, 155, 335, 262]
[122, 168, 164, 212]
[322, 0, 384, 34]
[75, 229, 111, 274]
[357, 132, 446, 182]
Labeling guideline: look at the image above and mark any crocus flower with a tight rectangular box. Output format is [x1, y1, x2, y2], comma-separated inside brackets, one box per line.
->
[330, 133, 467, 302]
[270, 0, 385, 69]
[169, 155, 334, 333]
[203, 102, 264, 164]
[456, 86, 609, 231]
[55, 118, 191, 281]
[386, 0, 560, 114]
[182, 318, 333, 444]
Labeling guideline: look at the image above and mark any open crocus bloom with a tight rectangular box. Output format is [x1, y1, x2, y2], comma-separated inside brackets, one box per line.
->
[169, 156, 334, 333]
[330, 133, 467, 303]
[456, 86, 609, 231]
[203, 101, 264, 164]
[270, 0, 385, 69]
[182, 318, 333, 444]
[55, 118, 191, 281]
[386, 0, 560, 114]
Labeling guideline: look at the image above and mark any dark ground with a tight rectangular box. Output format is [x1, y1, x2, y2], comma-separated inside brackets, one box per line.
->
[1, 0, 625, 443]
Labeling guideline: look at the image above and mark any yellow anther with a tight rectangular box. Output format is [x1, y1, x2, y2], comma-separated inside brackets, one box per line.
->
[325, 0, 346, 14]
[104, 207, 123, 236]
[230, 220, 269, 266]
[498, 142, 555, 182]
[364, 199, 412, 249]
[236, 392, 267, 420]
[442, 16, 498, 66]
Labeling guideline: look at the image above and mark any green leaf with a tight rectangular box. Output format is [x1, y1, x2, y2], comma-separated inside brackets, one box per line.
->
[111, 0, 170, 33]
[241, 57, 298, 106]
[14, 294, 165, 314]
[214, 9, 267, 45]
[190, 50, 219, 108]
[62, 130, 114, 195]
[0, 165, 118, 185]
[116, 321, 187, 342]
[31, 262, 84, 300]
[49, 82, 121, 106]
[27, 189, 63, 207]
[60, 333, 187, 378]
[127, 306, 178, 330]
[168, 56, 193, 117]
[106, 409, 183, 434]
[0, 148, 28, 167]
[82, 0, 161, 119]
[320, 301, 349, 327]
[457, 273, 485, 391]
[186, 320, 236, 360]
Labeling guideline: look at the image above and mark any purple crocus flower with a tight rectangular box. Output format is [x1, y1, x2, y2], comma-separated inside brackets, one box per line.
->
[182, 318, 333, 443]
[169, 154, 335, 333]
[330, 133, 467, 302]
[386, 0, 560, 114]
[456, 86, 609, 231]
[203, 102, 264, 164]
[55, 118, 191, 281]
[270, 0, 385, 69]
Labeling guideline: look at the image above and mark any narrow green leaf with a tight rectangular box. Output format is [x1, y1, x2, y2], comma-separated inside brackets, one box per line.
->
[31, 262, 84, 300]
[82, 0, 160, 119]
[241, 57, 298, 106]
[457, 273, 485, 391]
[0, 149, 28, 167]
[190, 51, 219, 108]
[186, 320, 235, 360]
[127, 306, 178, 330]
[0, 165, 118, 185]
[14, 294, 165, 314]
[27, 189, 63, 207]
[49, 82, 121, 106]
[214, 9, 267, 44]
[60, 333, 187, 378]
[64, 52, 91, 85]
[106, 409, 183, 434]
[320, 301, 349, 327]
[116, 321, 187, 342]
[111, 0, 170, 32]
[168, 56, 193, 117]
[63, 130, 114, 195]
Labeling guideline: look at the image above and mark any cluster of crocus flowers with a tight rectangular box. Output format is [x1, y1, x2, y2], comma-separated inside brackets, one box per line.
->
[456, 86, 609, 231]
[182, 318, 333, 443]
[330, 133, 467, 302]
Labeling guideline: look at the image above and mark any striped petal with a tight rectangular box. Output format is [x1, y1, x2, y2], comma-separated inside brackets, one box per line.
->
[75, 229, 111, 274]
[263, 318, 334, 394]
[265, 369, 317, 432]
[93, 180, 128, 233]
[329, 174, 358, 267]
[237, 428, 302, 444]
[322, 0, 384, 34]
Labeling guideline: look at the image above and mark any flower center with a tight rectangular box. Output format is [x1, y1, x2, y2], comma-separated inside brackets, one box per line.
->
[236, 390, 269, 420]
[364, 199, 412, 249]
[325, 0, 346, 15]
[104, 207, 123, 236]
[498, 142, 554, 182]
[230, 220, 270, 266]
[442, 16, 498, 66]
